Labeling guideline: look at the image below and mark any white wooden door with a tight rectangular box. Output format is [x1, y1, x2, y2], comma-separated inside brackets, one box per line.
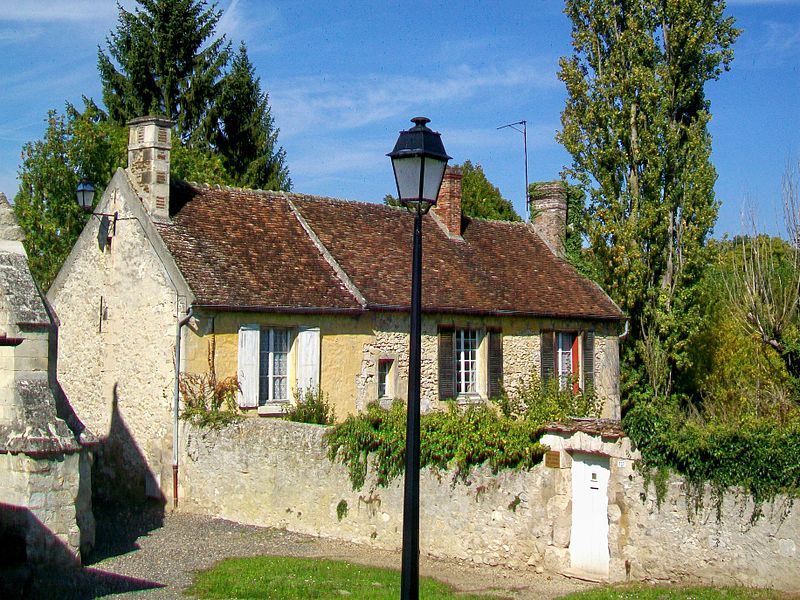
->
[570, 453, 610, 576]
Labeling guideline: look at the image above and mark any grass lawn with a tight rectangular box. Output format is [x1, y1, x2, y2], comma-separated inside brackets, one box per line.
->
[557, 584, 795, 599]
[186, 555, 505, 599]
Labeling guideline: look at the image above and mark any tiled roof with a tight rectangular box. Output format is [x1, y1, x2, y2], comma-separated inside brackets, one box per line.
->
[543, 418, 625, 440]
[155, 183, 361, 310]
[155, 182, 623, 320]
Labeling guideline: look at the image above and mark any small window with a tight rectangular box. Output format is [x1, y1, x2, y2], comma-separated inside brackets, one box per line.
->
[556, 332, 579, 392]
[378, 358, 393, 398]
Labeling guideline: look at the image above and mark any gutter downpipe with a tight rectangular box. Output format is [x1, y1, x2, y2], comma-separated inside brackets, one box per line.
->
[173, 306, 193, 509]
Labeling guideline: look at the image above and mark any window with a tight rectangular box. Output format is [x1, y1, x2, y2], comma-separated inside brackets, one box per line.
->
[438, 326, 503, 401]
[378, 358, 393, 398]
[541, 330, 594, 392]
[237, 325, 320, 411]
[455, 329, 478, 395]
[259, 328, 290, 405]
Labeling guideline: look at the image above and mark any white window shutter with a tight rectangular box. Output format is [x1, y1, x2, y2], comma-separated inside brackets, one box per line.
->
[238, 325, 260, 408]
[296, 327, 321, 396]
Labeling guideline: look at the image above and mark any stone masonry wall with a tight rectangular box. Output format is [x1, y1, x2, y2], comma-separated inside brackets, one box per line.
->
[0, 451, 92, 566]
[179, 419, 800, 592]
[49, 182, 179, 503]
[355, 314, 619, 418]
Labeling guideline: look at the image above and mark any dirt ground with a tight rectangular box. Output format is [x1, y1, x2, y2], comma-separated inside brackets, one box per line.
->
[23, 503, 595, 599]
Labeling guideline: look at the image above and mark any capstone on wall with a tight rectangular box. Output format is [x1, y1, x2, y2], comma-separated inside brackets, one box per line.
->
[48, 181, 180, 503]
[179, 419, 800, 592]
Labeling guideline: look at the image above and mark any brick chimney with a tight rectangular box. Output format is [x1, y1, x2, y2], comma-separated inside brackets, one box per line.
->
[126, 116, 172, 222]
[530, 181, 567, 257]
[432, 166, 463, 237]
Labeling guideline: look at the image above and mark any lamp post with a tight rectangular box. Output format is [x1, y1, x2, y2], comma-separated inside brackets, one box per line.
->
[388, 117, 450, 600]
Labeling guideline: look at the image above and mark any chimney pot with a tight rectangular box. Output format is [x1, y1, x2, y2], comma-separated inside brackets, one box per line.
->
[530, 181, 567, 257]
[432, 166, 463, 237]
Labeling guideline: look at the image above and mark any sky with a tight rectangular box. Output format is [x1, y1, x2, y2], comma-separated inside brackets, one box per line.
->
[0, 0, 798, 236]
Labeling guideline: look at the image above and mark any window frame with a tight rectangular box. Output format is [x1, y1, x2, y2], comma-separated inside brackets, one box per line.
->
[259, 327, 291, 406]
[454, 328, 479, 396]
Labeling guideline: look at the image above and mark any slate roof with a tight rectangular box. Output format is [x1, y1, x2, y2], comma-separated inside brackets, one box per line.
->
[155, 182, 623, 321]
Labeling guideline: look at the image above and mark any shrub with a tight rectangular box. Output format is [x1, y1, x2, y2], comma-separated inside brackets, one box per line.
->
[179, 339, 241, 429]
[285, 387, 335, 425]
[325, 372, 600, 491]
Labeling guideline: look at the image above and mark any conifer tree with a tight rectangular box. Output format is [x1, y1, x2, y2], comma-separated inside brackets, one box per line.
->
[98, 0, 230, 140]
[211, 43, 291, 191]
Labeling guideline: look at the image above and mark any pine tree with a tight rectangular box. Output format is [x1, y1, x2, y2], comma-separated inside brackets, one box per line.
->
[211, 43, 291, 191]
[558, 0, 739, 400]
[98, 0, 229, 139]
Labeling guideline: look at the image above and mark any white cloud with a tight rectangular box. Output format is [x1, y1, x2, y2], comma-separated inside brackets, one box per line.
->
[271, 61, 558, 139]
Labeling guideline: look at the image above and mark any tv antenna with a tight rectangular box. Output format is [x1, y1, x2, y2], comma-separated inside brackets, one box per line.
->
[497, 120, 529, 219]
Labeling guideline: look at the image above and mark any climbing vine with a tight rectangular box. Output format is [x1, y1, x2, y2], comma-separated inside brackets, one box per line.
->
[325, 373, 600, 491]
[624, 401, 800, 521]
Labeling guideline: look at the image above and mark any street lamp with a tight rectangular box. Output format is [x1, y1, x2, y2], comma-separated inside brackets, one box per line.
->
[388, 117, 450, 600]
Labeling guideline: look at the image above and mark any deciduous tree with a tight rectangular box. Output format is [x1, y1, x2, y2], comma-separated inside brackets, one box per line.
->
[558, 0, 739, 401]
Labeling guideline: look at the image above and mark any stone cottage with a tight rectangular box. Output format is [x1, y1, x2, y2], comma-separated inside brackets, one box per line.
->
[48, 116, 624, 505]
[0, 193, 94, 579]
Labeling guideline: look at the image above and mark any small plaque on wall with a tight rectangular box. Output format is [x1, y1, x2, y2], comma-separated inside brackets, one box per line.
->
[545, 451, 561, 468]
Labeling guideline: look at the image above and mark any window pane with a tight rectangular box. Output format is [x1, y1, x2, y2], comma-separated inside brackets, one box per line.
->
[273, 376, 287, 401]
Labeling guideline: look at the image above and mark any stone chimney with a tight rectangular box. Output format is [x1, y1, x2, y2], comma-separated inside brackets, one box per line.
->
[432, 166, 463, 237]
[530, 181, 567, 257]
[126, 116, 172, 221]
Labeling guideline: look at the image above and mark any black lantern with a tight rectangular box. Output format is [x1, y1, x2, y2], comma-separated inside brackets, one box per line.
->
[389, 117, 449, 600]
[388, 117, 451, 213]
[76, 180, 95, 211]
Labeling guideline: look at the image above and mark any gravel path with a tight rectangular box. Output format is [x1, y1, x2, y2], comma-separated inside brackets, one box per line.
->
[27, 504, 594, 599]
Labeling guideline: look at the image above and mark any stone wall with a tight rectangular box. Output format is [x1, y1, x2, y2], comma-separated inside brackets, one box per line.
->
[354, 314, 619, 418]
[179, 419, 800, 592]
[0, 451, 92, 566]
[48, 177, 181, 503]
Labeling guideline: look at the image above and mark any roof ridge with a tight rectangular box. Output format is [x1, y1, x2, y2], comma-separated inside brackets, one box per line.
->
[287, 198, 368, 309]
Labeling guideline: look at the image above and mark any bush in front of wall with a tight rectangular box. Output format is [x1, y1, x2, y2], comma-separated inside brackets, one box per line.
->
[179, 342, 241, 430]
[285, 387, 335, 425]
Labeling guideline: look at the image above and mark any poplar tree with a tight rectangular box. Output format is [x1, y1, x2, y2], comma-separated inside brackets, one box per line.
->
[558, 0, 739, 399]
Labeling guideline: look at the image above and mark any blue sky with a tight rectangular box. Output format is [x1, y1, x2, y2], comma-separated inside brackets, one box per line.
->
[0, 0, 798, 235]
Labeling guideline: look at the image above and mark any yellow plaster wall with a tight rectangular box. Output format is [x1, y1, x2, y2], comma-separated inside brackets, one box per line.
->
[184, 311, 372, 420]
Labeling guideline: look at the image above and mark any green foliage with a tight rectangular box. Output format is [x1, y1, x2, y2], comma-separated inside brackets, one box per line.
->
[623, 401, 800, 518]
[98, 1, 290, 190]
[459, 160, 521, 221]
[14, 100, 126, 290]
[98, 0, 229, 140]
[179, 339, 241, 429]
[384, 160, 520, 222]
[209, 43, 291, 191]
[336, 499, 348, 521]
[326, 375, 599, 491]
[187, 555, 499, 600]
[284, 387, 335, 425]
[558, 0, 740, 404]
